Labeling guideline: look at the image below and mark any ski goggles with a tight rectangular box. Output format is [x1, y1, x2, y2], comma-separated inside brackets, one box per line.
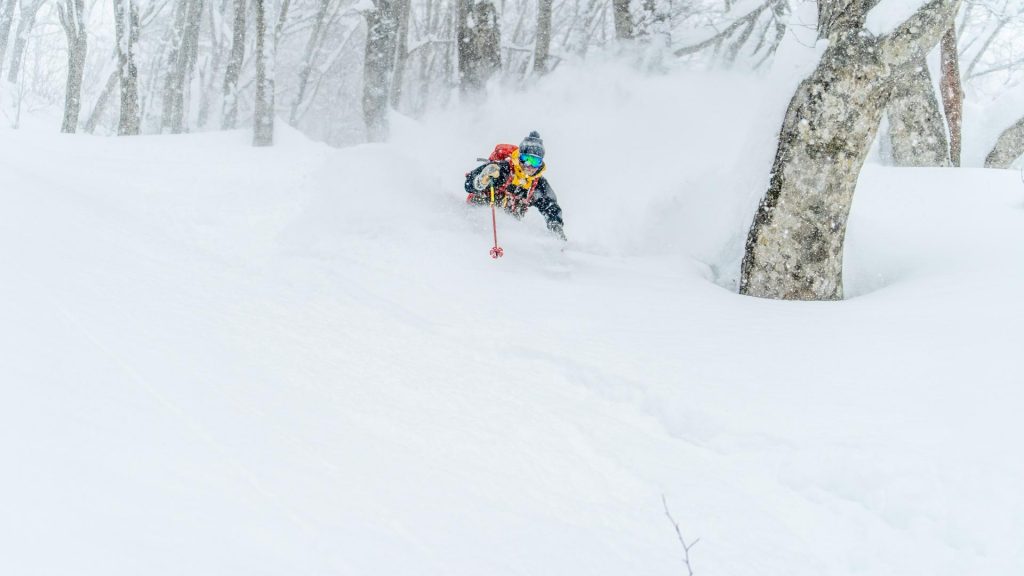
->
[520, 153, 543, 168]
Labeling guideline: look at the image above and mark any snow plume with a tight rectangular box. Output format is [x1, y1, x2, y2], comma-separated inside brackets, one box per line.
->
[3, 54, 1024, 576]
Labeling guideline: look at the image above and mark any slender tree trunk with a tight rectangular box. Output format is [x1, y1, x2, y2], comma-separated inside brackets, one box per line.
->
[885, 54, 949, 167]
[161, 0, 188, 131]
[940, 26, 963, 167]
[84, 68, 119, 133]
[984, 117, 1024, 168]
[0, 0, 17, 77]
[290, 0, 330, 125]
[363, 0, 399, 141]
[534, 0, 553, 74]
[7, 0, 43, 83]
[162, 0, 202, 133]
[196, 0, 226, 128]
[457, 0, 500, 99]
[221, 0, 245, 129]
[253, 0, 274, 146]
[114, 0, 141, 135]
[741, 0, 961, 300]
[58, 0, 87, 134]
[390, 0, 410, 108]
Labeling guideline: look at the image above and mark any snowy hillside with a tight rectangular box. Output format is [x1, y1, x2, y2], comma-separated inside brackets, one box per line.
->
[2, 64, 1023, 576]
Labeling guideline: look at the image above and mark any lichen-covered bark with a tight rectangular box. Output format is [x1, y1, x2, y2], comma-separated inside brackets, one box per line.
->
[885, 55, 949, 167]
[741, 0, 961, 300]
[984, 117, 1024, 168]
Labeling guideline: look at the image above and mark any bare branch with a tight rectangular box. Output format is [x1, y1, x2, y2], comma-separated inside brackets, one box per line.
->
[662, 495, 699, 576]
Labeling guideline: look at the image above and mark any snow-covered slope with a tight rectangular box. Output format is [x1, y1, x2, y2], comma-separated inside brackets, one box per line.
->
[2, 65, 1023, 576]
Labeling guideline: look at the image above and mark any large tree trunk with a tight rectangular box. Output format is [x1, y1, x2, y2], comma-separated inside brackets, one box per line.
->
[0, 0, 17, 77]
[58, 0, 87, 134]
[114, 0, 141, 135]
[885, 54, 949, 167]
[533, 0, 553, 74]
[984, 118, 1024, 168]
[253, 0, 274, 146]
[741, 0, 961, 301]
[221, 0, 245, 129]
[7, 0, 43, 83]
[940, 26, 963, 167]
[362, 0, 399, 142]
[456, 0, 500, 99]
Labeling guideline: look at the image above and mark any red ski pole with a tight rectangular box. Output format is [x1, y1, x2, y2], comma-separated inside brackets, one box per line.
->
[489, 184, 504, 259]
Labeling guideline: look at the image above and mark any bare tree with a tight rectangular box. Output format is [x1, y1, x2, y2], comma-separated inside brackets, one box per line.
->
[114, 0, 141, 135]
[612, 0, 633, 40]
[221, 0, 245, 129]
[533, 0, 553, 74]
[84, 68, 119, 133]
[162, 0, 204, 133]
[57, 0, 88, 133]
[363, 0, 399, 141]
[740, 0, 962, 300]
[390, 0, 410, 106]
[253, 0, 274, 146]
[673, 0, 789, 69]
[457, 0, 500, 99]
[7, 0, 44, 83]
[940, 26, 963, 166]
[0, 0, 16, 77]
[984, 117, 1024, 168]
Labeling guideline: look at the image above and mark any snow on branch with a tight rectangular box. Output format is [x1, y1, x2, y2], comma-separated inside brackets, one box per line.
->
[673, 0, 788, 68]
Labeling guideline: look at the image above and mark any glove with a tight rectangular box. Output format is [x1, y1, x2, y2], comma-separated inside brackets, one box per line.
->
[548, 221, 567, 241]
[473, 163, 501, 191]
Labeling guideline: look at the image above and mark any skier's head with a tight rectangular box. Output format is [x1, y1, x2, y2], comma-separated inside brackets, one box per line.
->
[518, 131, 545, 175]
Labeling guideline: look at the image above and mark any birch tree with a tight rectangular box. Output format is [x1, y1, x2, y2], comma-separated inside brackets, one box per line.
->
[533, 0, 552, 74]
[114, 0, 141, 135]
[0, 0, 16, 77]
[7, 0, 44, 82]
[221, 0, 245, 129]
[57, 0, 88, 133]
[162, 0, 203, 133]
[457, 0, 500, 98]
[612, 0, 633, 40]
[253, 0, 274, 146]
[362, 0, 398, 141]
[740, 0, 962, 301]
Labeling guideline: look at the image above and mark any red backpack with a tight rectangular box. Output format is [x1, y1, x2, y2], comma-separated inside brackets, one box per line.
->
[488, 143, 518, 162]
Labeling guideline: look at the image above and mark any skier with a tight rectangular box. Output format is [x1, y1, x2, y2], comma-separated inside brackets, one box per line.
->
[465, 131, 566, 241]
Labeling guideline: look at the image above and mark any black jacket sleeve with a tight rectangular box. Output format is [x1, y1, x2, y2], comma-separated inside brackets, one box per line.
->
[531, 177, 563, 228]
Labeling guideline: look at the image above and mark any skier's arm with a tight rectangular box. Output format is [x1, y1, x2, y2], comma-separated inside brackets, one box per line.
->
[533, 179, 566, 240]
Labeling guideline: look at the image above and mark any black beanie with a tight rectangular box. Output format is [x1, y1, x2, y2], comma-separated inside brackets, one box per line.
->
[519, 131, 545, 158]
